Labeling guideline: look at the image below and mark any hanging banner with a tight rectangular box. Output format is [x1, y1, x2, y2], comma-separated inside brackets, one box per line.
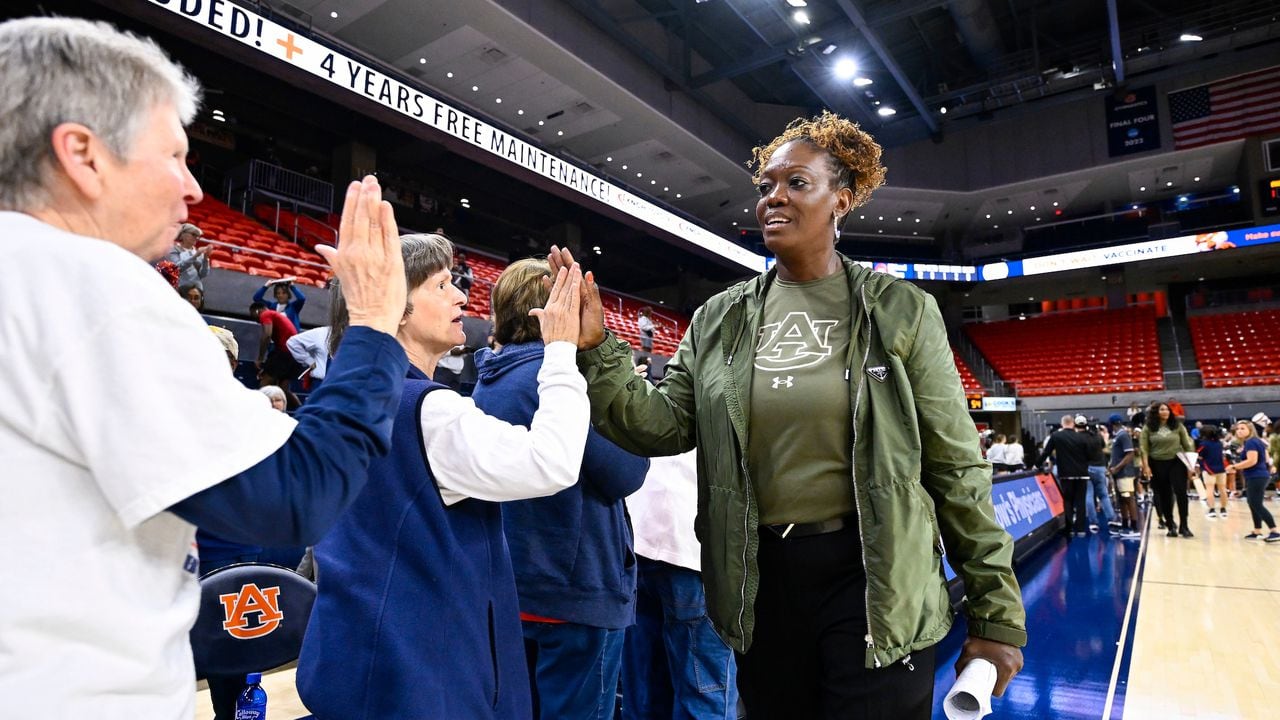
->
[1105, 86, 1160, 157]
[145, 0, 766, 272]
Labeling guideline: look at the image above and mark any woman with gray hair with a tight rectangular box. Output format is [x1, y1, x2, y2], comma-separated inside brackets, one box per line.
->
[297, 235, 593, 718]
[0, 17, 412, 717]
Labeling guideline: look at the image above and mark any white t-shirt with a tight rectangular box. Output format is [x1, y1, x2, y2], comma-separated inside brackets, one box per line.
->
[986, 442, 1007, 465]
[0, 212, 296, 717]
[287, 325, 331, 379]
[1003, 441, 1025, 466]
[626, 450, 701, 571]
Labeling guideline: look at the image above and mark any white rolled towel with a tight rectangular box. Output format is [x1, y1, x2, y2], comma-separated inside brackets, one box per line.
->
[943, 658, 997, 720]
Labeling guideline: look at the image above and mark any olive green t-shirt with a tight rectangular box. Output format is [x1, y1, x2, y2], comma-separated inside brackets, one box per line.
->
[747, 272, 854, 524]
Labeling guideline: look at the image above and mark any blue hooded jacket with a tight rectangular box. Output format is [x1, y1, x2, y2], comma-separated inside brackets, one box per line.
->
[473, 341, 649, 629]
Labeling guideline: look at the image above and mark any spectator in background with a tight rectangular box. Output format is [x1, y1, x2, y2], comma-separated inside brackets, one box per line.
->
[1198, 424, 1228, 519]
[434, 344, 467, 390]
[1167, 397, 1186, 420]
[286, 325, 331, 388]
[1003, 433, 1025, 471]
[1140, 401, 1196, 538]
[166, 222, 210, 290]
[208, 326, 240, 372]
[179, 283, 203, 311]
[637, 306, 655, 353]
[253, 277, 306, 331]
[259, 385, 287, 412]
[1230, 420, 1279, 542]
[622, 450, 738, 720]
[0, 14, 410, 713]
[1035, 415, 1093, 537]
[1080, 417, 1119, 535]
[1107, 415, 1142, 539]
[1266, 419, 1280, 487]
[451, 249, 473, 297]
[986, 433, 1008, 473]
[472, 258, 649, 720]
[297, 234, 593, 718]
[250, 300, 299, 374]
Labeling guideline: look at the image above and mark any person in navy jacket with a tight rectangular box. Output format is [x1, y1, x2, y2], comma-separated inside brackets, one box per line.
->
[473, 258, 650, 720]
[253, 278, 306, 330]
[297, 235, 593, 719]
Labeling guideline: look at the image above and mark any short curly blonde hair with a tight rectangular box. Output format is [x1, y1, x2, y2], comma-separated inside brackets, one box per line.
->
[748, 110, 887, 208]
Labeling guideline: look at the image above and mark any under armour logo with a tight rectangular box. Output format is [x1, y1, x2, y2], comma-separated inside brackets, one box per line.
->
[867, 366, 888, 382]
[771, 376, 794, 389]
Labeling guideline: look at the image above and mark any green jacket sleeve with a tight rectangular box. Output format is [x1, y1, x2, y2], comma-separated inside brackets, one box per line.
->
[899, 293, 1027, 647]
[576, 320, 699, 458]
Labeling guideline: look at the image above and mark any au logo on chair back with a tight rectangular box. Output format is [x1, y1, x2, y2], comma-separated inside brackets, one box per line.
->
[219, 583, 284, 639]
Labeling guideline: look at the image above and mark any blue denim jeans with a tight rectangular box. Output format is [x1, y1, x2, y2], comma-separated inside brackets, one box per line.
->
[621, 558, 738, 720]
[524, 621, 625, 720]
[1086, 465, 1118, 526]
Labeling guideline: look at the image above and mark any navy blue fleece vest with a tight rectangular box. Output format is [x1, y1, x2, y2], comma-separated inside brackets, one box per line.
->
[296, 376, 531, 719]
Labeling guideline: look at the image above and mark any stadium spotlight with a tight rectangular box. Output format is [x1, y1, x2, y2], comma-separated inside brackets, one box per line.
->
[1179, 33, 1203, 42]
[833, 58, 858, 80]
[793, 10, 811, 25]
[853, 77, 873, 87]
[877, 106, 896, 116]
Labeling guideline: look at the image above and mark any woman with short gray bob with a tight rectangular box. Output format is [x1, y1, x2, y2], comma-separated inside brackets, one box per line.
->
[298, 234, 594, 718]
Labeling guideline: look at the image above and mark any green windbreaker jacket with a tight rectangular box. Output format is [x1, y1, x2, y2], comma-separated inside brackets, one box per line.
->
[577, 257, 1027, 668]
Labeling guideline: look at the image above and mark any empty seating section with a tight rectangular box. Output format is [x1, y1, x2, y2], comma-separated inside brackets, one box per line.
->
[462, 254, 506, 320]
[952, 349, 984, 395]
[186, 198, 331, 286]
[1188, 309, 1280, 387]
[965, 307, 1163, 396]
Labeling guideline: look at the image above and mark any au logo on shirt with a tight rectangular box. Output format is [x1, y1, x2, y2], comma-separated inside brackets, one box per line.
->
[755, 312, 839, 371]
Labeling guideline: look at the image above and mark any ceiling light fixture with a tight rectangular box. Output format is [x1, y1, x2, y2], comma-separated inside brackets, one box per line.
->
[822, 44, 837, 55]
[793, 10, 811, 25]
[471, 85, 478, 92]
[1179, 33, 1203, 42]
[1165, 181, 1173, 187]
[329, 11, 338, 18]
[557, 130, 564, 136]
[853, 77, 873, 87]
[786, 0, 807, 6]
[495, 98, 502, 103]
[446, 72, 454, 78]
[1139, 186, 1146, 191]
[418, 58, 426, 64]
[517, 109, 524, 115]
[833, 57, 858, 80]
[1194, 176, 1201, 182]
[877, 106, 896, 116]
[676, 193, 682, 198]
[939, 106, 947, 115]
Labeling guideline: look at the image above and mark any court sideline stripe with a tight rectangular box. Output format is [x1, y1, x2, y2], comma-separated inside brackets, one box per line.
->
[1101, 509, 1152, 720]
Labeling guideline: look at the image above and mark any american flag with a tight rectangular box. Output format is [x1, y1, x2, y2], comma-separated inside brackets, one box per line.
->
[1168, 65, 1280, 150]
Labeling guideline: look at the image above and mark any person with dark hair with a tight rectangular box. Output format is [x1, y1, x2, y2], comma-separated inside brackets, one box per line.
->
[1140, 401, 1196, 538]
[298, 236, 595, 719]
[1197, 425, 1228, 519]
[451, 248, 473, 296]
[546, 110, 1025, 718]
[249, 299, 301, 393]
[472, 258, 649, 719]
[1229, 420, 1279, 541]
[1107, 415, 1142, 539]
[179, 283, 203, 311]
[253, 277, 306, 331]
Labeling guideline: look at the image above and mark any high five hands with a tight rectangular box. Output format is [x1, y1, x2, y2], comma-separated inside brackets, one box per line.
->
[546, 245, 607, 350]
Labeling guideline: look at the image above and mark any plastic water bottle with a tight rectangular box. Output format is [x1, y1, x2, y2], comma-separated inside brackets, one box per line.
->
[234, 672, 268, 719]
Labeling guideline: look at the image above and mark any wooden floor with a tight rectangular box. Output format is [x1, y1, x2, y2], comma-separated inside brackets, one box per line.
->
[1124, 497, 1280, 719]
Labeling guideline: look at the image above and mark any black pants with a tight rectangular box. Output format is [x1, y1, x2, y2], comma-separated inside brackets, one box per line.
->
[1060, 476, 1089, 533]
[1245, 475, 1277, 529]
[736, 524, 935, 720]
[1149, 457, 1189, 531]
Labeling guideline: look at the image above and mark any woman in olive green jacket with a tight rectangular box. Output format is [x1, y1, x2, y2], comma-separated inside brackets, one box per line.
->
[1139, 401, 1196, 537]
[548, 112, 1024, 719]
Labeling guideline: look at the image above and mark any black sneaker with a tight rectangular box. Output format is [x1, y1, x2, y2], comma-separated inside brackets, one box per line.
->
[1166, 528, 1178, 537]
[1267, 532, 1280, 543]
[1179, 527, 1194, 538]
[1245, 532, 1263, 540]
[1158, 520, 1167, 530]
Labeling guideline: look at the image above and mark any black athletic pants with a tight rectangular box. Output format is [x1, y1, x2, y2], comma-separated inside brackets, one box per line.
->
[1149, 457, 1189, 531]
[736, 524, 935, 720]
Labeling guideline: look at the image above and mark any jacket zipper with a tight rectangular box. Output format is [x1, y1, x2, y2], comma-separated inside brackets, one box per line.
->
[723, 290, 753, 644]
[850, 282, 880, 668]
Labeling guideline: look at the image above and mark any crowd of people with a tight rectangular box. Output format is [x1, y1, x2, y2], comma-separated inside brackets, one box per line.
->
[0, 15, 1033, 720]
[1023, 401, 1280, 543]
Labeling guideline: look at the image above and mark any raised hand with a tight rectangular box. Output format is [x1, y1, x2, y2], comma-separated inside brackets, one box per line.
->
[317, 176, 406, 337]
[529, 263, 583, 346]
[547, 244, 606, 350]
